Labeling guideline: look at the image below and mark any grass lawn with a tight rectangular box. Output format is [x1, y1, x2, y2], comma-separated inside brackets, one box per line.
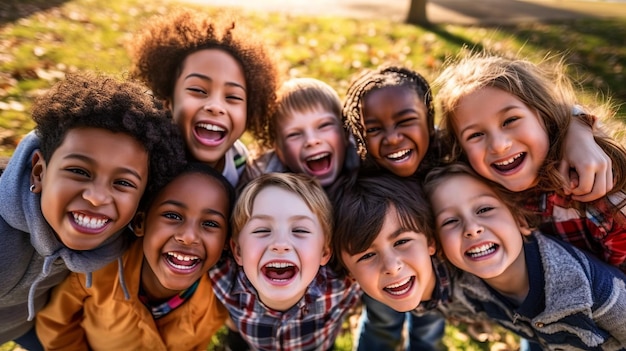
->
[1, 0, 625, 349]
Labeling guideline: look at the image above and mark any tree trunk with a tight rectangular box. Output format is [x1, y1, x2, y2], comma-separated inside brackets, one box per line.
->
[406, 0, 429, 25]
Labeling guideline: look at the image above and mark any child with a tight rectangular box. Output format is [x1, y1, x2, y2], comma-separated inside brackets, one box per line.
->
[36, 162, 234, 350]
[0, 73, 186, 347]
[435, 53, 626, 271]
[424, 163, 626, 349]
[209, 172, 360, 350]
[128, 8, 279, 187]
[341, 64, 446, 351]
[243, 77, 354, 188]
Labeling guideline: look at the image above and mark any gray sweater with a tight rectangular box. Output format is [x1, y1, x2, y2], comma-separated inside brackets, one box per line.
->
[0, 132, 129, 343]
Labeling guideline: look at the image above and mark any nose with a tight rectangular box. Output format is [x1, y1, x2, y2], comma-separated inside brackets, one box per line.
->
[204, 100, 226, 116]
[174, 223, 200, 245]
[304, 130, 322, 148]
[82, 181, 112, 206]
[269, 231, 292, 253]
[382, 129, 402, 146]
[488, 133, 511, 154]
[382, 252, 402, 275]
[464, 221, 484, 238]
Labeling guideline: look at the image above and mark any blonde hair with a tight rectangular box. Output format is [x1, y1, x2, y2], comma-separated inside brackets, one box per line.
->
[269, 78, 342, 146]
[232, 173, 333, 247]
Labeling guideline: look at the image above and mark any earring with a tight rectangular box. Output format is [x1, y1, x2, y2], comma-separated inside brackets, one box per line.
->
[29, 184, 35, 193]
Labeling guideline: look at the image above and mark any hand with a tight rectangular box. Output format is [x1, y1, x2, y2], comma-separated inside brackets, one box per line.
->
[560, 117, 613, 202]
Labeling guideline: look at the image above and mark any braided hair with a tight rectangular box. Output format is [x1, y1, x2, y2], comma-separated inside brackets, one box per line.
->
[342, 65, 436, 168]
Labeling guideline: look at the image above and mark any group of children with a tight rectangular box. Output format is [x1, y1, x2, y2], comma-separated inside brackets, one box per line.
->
[2, 6, 626, 351]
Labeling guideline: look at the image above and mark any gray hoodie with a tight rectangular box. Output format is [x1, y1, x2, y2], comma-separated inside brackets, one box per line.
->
[0, 131, 130, 343]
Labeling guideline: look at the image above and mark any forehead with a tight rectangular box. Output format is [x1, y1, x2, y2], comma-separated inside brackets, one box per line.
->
[152, 173, 228, 209]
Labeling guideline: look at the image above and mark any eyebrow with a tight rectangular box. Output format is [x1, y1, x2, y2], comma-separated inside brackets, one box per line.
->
[158, 199, 227, 220]
[364, 108, 420, 125]
[458, 104, 519, 136]
[184, 73, 246, 92]
[64, 154, 144, 181]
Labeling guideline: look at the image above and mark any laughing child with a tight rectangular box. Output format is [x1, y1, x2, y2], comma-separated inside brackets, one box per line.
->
[36, 162, 234, 350]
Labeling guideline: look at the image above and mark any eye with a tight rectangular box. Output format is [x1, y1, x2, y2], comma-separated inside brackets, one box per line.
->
[398, 117, 417, 126]
[320, 121, 336, 129]
[477, 206, 495, 215]
[66, 168, 90, 177]
[357, 252, 375, 262]
[502, 116, 520, 127]
[163, 212, 182, 221]
[440, 217, 458, 227]
[292, 227, 311, 234]
[226, 94, 244, 102]
[186, 87, 206, 95]
[466, 131, 483, 141]
[252, 228, 271, 235]
[394, 238, 411, 247]
[202, 220, 220, 228]
[365, 126, 381, 134]
[114, 179, 138, 189]
[286, 131, 301, 139]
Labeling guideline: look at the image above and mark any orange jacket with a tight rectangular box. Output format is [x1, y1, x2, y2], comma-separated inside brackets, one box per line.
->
[36, 239, 227, 351]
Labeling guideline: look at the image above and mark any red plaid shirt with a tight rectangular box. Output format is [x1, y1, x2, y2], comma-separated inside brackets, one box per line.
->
[527, 191, 626, 272]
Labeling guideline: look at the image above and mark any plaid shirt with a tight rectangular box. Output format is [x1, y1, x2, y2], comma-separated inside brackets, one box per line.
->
[209, 255, 361, 351]
[527, 191, 626, 273]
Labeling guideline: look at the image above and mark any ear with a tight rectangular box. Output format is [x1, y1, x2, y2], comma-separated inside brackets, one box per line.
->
[516, 215, 533, 236]
[163, 98, 172, 111]
[132, 212, 146, 237]
[319, 244, 332, 266]
[230, 238, 244, 266]
[428, 241, 437, 256]
[30, 150, 45, 194]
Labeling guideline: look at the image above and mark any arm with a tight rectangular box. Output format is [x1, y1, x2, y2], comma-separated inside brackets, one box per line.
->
[560, 114, 613, 202]
[36, 273, 89, 351]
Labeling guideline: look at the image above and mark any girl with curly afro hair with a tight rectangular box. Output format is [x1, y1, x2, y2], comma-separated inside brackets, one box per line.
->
[128, 8, 279, 188]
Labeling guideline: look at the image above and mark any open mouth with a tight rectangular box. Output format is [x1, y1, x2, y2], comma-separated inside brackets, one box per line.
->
[383, 276, 415, 296]
[261, 261, 299, 282]
[71, 212, 110, 233]
[385, 149, 412, 162]
[165, 252, 201, 271]
[492, 152, 525, 173]
[305, 152, 331, 174]
[195, 123, 226, 143]
[465, 243, 498, 259]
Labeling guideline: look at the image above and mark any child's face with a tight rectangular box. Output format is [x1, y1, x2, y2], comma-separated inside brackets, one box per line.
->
[361, 85, 430, 177]
[232, 185, 331, 311]
[33, 127, 149, 250]
[429, 174, 526, 280]
[340, 205, 436, 312]
[168, 49, 247, 169]
[140, 172, 229, 298]
[452, 86, 549, 192]
[275, 106, 347, 187]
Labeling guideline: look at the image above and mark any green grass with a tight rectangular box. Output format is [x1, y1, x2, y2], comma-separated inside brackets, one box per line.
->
[1, 0, 625, 349]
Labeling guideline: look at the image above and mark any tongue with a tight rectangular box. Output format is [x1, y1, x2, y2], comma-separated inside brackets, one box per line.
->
[196, 127, 224, 141]
[307, 156, 330, 172]
[265, 267, 296, 280]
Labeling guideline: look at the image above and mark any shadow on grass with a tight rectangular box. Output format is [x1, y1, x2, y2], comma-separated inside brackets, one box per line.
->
[0, 0, 70, 25]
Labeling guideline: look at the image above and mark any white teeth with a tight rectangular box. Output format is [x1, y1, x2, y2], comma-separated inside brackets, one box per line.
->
[386, 277, 411, 289]
[72, 213, 108, 229]
[494, 153, 522, 166]
[197, 123, 225, 132]
[386, 149, 410, 160]
[265, 262, 294, 269]
[466, 243, 497, 258]
[306, 152, 330, 161]
[167, 252, 199, 261]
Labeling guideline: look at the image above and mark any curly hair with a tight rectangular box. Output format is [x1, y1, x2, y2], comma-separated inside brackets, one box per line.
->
[31, 72, 187, 208]
[128, 8, 279, 149]
[342, 65, 438, 172]
[434, 52, 626, 196]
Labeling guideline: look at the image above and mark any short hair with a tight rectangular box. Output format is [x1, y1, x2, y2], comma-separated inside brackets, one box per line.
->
[423, 162, 534, 233]
[270, 78, 343, 146]
[128, 8, 279, 149]
[31, 72, 187, 207]
[331, 172, 434, 274]
[143, 161, 236, 238]
[232, 173, 332, 248]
